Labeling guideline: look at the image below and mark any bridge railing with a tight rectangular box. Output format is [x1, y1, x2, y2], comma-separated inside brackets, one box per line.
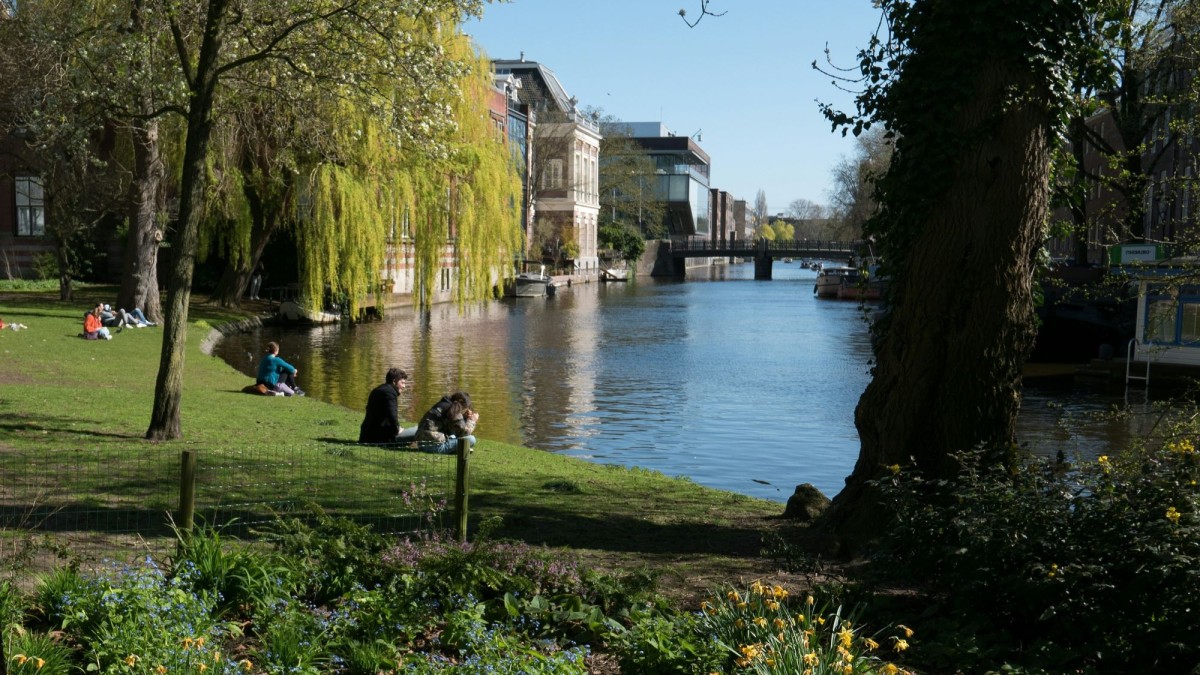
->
[670, 238, 860, 253]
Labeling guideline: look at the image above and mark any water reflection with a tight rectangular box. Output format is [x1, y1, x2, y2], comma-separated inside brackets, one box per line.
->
[214, 262, 1173, 502]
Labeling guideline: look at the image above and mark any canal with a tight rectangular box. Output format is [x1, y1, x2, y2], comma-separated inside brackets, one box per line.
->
[213, 261, 1151, 503]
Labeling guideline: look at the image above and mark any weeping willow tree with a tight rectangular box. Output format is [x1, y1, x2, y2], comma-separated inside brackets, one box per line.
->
[408, 43, 525, 309]
[195, 24, 520, 316]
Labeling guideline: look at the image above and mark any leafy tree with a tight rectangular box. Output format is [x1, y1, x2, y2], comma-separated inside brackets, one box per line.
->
[770, 219, 794, 241]
[597, 119, 667, 239]
[753, 221, 776, 240]
[598, 222, 645, 263]
[133, 0, 489, 440]
[1051, 0, 1192, 263]
[816, 0, 1110, 542]
[0, 0, 128, 301]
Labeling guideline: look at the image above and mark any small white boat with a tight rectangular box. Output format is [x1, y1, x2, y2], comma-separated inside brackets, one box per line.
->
[507, 264, 552, 297]
[814, 265, 856, 298]
[600, 268, 628, 282]
[278, 299, 341, 324]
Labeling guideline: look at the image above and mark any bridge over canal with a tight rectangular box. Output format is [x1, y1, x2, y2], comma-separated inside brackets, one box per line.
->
[661, 238, 865, 279]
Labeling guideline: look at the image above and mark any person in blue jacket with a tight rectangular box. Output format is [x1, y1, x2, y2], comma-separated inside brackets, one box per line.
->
[256, 341, 304, 396]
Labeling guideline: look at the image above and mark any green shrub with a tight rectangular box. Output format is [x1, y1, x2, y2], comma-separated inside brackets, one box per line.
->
[56, 557, 239, 674]
[252, 598, 333, 675]
[265, 512, 393, 602]
[5, 631, 76, 675]
[876, 442, 1200, 673]
[173, 522, 302, 617]
[612, 607, 723, 674]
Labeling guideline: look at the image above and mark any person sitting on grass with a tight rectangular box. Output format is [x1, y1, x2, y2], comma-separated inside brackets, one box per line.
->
[415, 391, 478, 454]
[83, 305, 112, 340]
[359, 367, 418, 445]
[100, 303, 154, 330]
[255, 341, 304, 396]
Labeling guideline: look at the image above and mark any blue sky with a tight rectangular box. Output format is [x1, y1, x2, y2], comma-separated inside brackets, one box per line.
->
[465, 1, 884, 216]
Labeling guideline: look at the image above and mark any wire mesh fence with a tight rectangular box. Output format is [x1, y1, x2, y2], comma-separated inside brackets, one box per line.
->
[0, 440, 459, 579]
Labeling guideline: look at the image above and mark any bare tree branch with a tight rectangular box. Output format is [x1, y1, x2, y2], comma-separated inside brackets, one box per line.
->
[678, 0, 725, 28]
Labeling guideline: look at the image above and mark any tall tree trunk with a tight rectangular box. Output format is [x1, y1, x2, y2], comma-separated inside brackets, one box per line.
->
[146, 0, 229, 441]
[119, 117, 164, 322]
[212, 182, 278, 306]
[823, 61, 1051, 543]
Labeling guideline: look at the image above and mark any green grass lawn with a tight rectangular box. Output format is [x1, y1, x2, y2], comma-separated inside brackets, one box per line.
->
[0, 289, 802, 601]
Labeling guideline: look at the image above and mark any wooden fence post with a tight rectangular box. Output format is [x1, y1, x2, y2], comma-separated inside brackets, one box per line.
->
[178, 450, 197, 538]
[454, 438, 471, 542]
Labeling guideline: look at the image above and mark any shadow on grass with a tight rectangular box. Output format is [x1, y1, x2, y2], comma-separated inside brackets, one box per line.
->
[472, 493, 792, 559]
[0, 412, 140, 440]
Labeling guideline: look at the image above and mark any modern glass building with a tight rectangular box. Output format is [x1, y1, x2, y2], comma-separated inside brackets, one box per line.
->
[607, 122, 711, 238]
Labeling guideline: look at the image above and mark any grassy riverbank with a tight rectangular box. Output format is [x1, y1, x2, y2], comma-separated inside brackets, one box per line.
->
[0, 289, 805, 601]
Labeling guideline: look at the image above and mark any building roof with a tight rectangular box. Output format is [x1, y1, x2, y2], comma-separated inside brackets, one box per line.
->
[492, 59, 575, 115]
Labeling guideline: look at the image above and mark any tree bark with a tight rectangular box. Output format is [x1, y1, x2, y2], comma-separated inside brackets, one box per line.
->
[119, 117, 164, 322]
[146, 0, 229, 441]
[823, 60, 1051, 542]
[212, 181, 278, 307]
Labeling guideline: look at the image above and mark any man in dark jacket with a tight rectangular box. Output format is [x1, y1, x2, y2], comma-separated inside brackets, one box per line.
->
[358, 367, 415, 444]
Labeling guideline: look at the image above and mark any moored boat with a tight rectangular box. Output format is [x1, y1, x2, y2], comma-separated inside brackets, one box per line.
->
[813, 265, 856, 298]
[506, 264, 552, 297]
[600, 268, 628, 282]
[278, 299, 341, 324]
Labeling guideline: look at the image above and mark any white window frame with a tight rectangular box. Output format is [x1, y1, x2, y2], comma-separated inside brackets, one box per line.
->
[15, 175, 46, 237]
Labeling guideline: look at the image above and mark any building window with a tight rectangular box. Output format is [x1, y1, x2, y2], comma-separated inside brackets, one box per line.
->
[15, 175, 45, 237]
[543, 159, 563, 189]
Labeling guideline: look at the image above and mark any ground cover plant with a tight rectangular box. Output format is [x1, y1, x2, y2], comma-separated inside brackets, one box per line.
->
[873, 432, 1200, 674]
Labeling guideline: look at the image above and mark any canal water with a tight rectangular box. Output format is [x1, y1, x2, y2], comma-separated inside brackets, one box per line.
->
[213, 262, 1150, 503]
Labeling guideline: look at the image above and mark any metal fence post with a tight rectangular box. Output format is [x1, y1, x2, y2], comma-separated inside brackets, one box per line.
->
[454, 438, 470, 542]
[179, 450, 197, 538]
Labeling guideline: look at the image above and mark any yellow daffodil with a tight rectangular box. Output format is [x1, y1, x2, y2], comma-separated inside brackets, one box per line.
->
[796, 613, 806, 623]
[199, 665, 208, 673]
[196, 637, 206, 648]
[864, 637, 880, 650]
[727, 591, 740, 601]
[898, 624, 914, 638]
[772, 585, 788, 599]
[15, 655, 28, 665]
[182, 637, 194, 650]
[839, 627, 854, 648]
[766, 600, 780, 611]
[239, 659, 254, 671]
[35, 658, 46, 670]
[740, 643, 761, 659]
[737, 601, 748, 609]
[1167, 506, 1182, 523]
[156, 665, 167, 674]
[806, 595, 815, 606]
[882, 664, 900, 675]
[816, 616, 826, 626]
[803, 652, 819, 666]
[753, 616, 768, 628]
[736, 618, 746, 628]
[124, 655, 139, 666]
[773, 617, 786, 629]
[894, 638, 910, 651]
